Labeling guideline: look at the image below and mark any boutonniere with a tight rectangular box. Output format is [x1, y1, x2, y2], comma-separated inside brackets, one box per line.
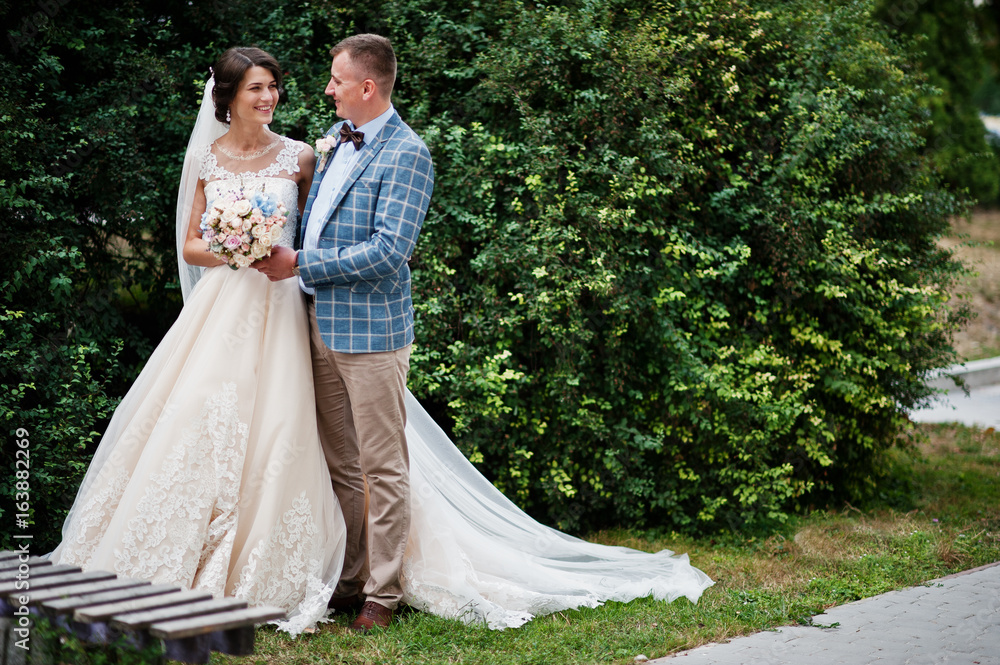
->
[315, 134, 337, 171]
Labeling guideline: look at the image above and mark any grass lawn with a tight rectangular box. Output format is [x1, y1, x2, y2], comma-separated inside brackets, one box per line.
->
[53, 212, 1000, 664]
[197, 422, 999, 665]
[199, 209, 993, 665]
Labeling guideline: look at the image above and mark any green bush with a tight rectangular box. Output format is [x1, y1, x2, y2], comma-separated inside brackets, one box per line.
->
[0, 0, 971, 541]
[0, 241, 123, 551]
[877, 0, 1000, 203]
[0, 2, 178, 550]
[405, 0, 971, 532]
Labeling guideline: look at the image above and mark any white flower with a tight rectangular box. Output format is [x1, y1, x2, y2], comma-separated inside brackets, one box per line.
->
[232, 199, 252, 216]
[251, 241, 268, 259]
[270, 226, 283, 243]
[233, 253, 254, 268]
[316, 136, 336, 153]
[259, 232, 273, 248]
[220, 207, 238, 224]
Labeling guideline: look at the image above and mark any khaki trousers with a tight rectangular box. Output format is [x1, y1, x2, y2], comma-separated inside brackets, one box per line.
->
[307, 301, 411, 609]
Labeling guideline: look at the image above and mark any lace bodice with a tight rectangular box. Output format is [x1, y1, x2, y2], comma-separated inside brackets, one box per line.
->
[199, 135, 303, 249]
[198, 135, 303, 182]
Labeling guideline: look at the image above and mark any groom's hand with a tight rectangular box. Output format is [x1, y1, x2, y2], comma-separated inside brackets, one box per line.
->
[254, 246, 298, 281]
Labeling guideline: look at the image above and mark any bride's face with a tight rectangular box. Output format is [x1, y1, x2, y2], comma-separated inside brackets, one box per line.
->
[230, 66, 279, 127]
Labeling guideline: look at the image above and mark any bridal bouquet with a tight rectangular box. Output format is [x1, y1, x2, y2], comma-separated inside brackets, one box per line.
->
[201, 190, 288, 269]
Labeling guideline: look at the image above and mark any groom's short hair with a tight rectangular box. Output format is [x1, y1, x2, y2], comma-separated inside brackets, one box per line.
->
[331, 34, 396, 98]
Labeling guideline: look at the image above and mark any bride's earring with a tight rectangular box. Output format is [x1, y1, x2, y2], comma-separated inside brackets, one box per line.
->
[226, 108, 231, 123]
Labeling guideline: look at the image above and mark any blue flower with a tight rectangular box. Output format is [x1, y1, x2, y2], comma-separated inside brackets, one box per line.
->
[250, 192, 277, 217]
[200, 210, 212, 231]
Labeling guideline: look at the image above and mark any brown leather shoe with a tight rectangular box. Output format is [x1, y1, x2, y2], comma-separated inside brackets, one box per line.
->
[349, 601, 393, 632]
[328, 593, 364, 613]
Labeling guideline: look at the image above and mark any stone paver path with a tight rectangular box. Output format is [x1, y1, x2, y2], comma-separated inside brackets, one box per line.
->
[657, 563, 1000, 665]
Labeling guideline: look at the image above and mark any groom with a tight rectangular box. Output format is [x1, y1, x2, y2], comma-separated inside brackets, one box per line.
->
[258, 34, 434, 631]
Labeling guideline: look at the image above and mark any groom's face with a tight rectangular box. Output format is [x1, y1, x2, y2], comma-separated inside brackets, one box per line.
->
[326, 52, 366, 125]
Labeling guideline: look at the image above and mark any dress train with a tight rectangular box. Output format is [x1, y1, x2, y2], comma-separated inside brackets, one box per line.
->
[402, 394, 714, 629]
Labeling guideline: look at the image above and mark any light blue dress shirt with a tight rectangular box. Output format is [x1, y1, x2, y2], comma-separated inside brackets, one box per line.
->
[299, 105, 395, 294]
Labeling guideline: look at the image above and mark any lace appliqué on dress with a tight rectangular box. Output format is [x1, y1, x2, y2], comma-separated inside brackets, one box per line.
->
[197, 136, 303, 182]
[114, 383, 249, 592]
[233, 491, 334, 636]
[58, 467, 130, 569]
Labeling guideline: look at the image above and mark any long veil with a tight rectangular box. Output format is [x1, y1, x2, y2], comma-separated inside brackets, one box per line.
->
[173, 76, 713, 631]
[176, 76, 228, 300]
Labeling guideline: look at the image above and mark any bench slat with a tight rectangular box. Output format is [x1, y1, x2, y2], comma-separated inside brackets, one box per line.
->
[149, 606, 286, 639]
[43, 582, 177, 614]
[0, 556, 52, 573]
[29, 577, 150, 605]
[110, 597, 249, 631]
[75, 589, 212, 623]
[0, 563, 82, 583]
[0, 570, 115, 596]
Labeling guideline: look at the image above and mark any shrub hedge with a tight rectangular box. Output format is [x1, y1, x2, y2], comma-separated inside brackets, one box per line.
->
[404, 0, 971, 532]
[0, 0, 971, 548]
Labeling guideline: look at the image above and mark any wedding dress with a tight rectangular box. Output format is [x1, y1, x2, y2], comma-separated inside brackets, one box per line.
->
[50, 135, 346, 636]
[51, 77, 713, 635]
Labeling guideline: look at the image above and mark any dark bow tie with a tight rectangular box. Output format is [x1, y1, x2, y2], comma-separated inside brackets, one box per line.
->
[339, 125, 365, 151]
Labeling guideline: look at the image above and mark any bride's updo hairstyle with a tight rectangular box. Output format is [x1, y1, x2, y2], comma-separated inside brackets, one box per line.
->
[211, 47, 285, 124]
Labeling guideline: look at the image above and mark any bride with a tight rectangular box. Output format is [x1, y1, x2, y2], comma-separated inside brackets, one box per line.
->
[50, 46, 713, 636]
[50, 47, 346, 636]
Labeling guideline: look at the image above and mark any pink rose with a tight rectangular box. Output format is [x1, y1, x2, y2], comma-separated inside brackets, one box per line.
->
[224, 235, 242, 250]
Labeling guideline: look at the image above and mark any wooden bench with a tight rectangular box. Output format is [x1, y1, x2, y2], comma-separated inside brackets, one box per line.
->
[0, 551, 286, 664]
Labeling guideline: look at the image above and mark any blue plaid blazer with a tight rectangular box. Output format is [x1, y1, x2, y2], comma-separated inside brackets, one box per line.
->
[297, 112, 434, 353]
